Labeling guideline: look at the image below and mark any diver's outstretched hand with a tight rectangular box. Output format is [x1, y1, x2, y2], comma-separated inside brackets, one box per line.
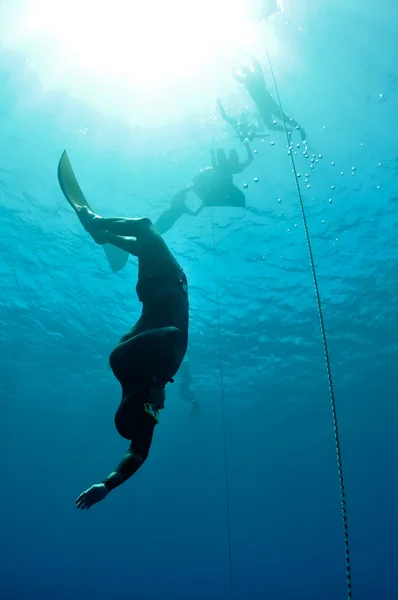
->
[75, 483, 109, 510]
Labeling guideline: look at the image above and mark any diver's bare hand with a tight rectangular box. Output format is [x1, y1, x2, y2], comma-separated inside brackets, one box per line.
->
[75, 483, 109, 510]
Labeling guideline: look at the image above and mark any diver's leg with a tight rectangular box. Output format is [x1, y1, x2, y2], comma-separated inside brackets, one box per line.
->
[92, 216, 151, 236]
[154, 208, 179, 235]
[79, 207, 152, 237]
[271, 107, 305, 139]
[265, 120, 291, 134]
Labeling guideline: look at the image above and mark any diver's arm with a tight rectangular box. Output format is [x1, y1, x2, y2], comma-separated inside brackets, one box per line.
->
[250, 57, 263, 74]
[232, 143, 253, 174]
[238, 51, 262, 73]
[102, 446, 146, 492]
[241, 141, 254, 169]
[217, 99, 235, 125]
[75, 446, 146, 509]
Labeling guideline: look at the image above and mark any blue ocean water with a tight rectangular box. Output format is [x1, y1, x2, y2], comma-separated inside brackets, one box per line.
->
[1, 0, 397, 598]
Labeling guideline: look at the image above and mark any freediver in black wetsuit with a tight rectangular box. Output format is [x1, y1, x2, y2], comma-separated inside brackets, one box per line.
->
[232, 53, 306, 141]
[193, 143, 254, 213]
[75, 209, 189, 510]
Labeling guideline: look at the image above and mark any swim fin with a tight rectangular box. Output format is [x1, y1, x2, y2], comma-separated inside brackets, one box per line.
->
[57, 151, 129, 273]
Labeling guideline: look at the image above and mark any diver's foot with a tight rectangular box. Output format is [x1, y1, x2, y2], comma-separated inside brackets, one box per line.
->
[79, 206, 102, 232]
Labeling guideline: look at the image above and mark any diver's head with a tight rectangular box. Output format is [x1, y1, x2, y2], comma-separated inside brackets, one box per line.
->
[114, 380, 166, 440]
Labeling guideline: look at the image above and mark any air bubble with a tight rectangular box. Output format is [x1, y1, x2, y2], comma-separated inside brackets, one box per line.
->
[254, 177, 259, 183]
[319, 154, 323, 159]
[378, 163, 381, 167]
[254, 149, 258, 154]
[307, 184, 311, 189]
[321, 220, 325, 224]
[351, 166, 356, 171]
[243, 183, 248, 189]
[328, 199, 333, 204]
[331, 162, 335, 166]
[270, 141, 275, 145]
[340, 172, 344, 175]
[377, 185, 381, 189]
[277, 198, 281, 203]
[331, 185, 335, 190]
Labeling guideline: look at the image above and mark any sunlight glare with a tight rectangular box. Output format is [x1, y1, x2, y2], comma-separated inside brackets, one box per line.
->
[20, 0, 255, 90]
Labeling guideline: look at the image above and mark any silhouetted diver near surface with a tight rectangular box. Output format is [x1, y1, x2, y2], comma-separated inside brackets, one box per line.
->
[193, 143, 253, 213]
[232, 53, 306, 141]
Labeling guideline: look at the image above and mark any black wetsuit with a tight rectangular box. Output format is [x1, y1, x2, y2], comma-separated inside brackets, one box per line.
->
[103, 222, 189, 490]
[109, 267, 188, 431]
